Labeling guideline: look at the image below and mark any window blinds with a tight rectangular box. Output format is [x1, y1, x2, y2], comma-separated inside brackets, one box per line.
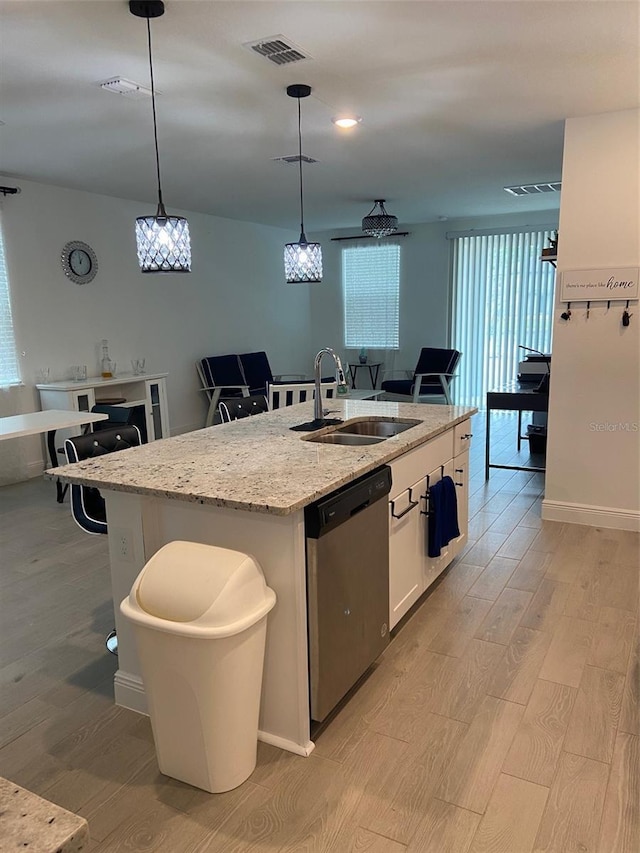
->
[451, 230, 555, 408]
[342, 243, 400, 349]
[0, 211, 19, 386]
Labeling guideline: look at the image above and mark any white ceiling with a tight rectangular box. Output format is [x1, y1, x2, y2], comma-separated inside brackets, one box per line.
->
[1, 0, 638, 231]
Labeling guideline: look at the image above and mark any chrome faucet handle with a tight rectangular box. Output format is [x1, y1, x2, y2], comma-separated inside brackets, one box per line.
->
[334, 356, 348, 392]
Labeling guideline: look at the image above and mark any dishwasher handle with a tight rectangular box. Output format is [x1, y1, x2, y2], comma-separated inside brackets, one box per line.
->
[350, 498, 371, 517]
[390, 487, 420, 519]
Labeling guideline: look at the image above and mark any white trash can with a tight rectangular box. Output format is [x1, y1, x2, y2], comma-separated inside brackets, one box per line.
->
[120, 540, 276, 794]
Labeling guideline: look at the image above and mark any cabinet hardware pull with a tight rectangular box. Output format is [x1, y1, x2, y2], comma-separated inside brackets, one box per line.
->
[455, 481, 463, 487]
[461, 433, 473, 439]
[455, 468, 463, 473]
[390, 488, 420, 519]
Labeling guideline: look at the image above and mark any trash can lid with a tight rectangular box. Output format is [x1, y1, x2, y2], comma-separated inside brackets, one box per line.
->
[135, 541, 273, 629]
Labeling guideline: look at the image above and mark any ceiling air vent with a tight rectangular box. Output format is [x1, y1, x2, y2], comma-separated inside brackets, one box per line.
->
[504, 182, 562, 196]
[244, 35, 310, 66]
[98, 77, 154, 99]
[273, 154, 319, 165]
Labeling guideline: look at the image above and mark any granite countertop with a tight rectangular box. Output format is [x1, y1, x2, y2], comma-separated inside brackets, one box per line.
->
[0, 777, 89, 852]
[48, 400, 476, 516]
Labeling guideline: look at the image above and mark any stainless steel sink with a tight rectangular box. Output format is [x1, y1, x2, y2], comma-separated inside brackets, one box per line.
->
[305, 418, 421, 446]
[307, 433, 385, 446]
[336, 418, 420, 438]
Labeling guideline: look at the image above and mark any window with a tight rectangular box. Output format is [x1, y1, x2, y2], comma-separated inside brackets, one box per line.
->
[0, 211, 19, 385]
[342, 243, 400, 349]
[451, 229, 555, 407]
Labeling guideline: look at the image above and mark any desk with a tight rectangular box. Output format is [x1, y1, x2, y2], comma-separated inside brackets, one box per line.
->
[485, 383, 549, 480]
[0, 410, 108, 500]
[347, 361, 383, 390]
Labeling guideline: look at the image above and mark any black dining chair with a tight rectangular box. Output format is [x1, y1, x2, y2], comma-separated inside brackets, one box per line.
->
[218, 394, 269, 422]
[64, 424, 142, 653]
[91, 403, 148, 443]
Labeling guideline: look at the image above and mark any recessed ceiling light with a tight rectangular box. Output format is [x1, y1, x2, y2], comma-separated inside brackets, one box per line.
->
[332, 115, 362, 129]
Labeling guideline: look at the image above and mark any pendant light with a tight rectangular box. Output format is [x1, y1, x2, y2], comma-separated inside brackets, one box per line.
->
[362, 199, 398, 238]
[284, 84, 322, 284]
[130, 0, 191, 273]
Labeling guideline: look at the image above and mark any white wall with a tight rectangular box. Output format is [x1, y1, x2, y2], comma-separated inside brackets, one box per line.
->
[544, 109, 640, 529]
[309, 209, 558, 379]
[0, 177, 312, 475]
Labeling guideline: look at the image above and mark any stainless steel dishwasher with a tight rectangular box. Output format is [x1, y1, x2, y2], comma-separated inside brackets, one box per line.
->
[305, 465, 392, 722]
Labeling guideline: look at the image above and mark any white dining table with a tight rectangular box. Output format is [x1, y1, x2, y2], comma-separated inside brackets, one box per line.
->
[0, 409, 109, 501]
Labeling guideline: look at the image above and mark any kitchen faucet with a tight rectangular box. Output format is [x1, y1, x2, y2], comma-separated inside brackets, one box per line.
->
[314, 348, 348, 421]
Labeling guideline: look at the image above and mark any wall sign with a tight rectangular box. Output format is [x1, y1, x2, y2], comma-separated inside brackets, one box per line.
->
[560, 267, 639, 302]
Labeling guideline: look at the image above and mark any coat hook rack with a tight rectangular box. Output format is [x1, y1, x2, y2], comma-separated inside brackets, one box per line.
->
[586, 300, 591, 319]
[622, 300, 632, 327]
[560, 302, 572, 321]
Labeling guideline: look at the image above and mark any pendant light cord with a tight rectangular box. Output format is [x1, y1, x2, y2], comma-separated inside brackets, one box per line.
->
[146, 16, 165, 213]
[297, 96, 305, 239]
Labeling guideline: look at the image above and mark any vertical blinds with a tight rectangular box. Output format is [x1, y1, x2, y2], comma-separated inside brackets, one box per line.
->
[0, 210, 19, 386]
[342, 243, 400, 349]
[451, 230, 555, 408]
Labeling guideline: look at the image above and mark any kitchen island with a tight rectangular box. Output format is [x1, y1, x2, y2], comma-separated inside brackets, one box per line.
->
[51, 399, 475, 755]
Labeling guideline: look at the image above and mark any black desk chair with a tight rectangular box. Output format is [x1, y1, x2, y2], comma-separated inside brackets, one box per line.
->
[381, 348, 461, 404]
[64, 425, 142, 654]
[218, 394, 269, 422]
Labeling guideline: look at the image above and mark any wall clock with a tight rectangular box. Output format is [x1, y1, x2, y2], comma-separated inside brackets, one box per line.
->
[60, 240, 98, 285]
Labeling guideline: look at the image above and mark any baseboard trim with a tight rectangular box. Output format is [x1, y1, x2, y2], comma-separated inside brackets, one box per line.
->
[257, 731, 315, 757]
[28, 460, 45, 478]
[114, 670, 149, 715]
[541, 499, 640, 532]
[114, 670, 315, 756]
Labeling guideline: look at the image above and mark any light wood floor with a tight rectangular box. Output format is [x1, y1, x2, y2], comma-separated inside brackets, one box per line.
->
[1, 412, 638, 852]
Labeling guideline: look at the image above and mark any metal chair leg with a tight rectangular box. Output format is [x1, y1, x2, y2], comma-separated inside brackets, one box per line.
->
[105, 630, 118, 655]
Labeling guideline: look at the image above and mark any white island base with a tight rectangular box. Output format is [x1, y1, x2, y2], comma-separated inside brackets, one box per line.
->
[107, 491, 315, 756]
[54, 399, 475, 756]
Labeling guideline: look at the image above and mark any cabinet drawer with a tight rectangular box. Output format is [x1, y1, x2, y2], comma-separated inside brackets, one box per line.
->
[453, 420, 473, 457]
[389, 430, 454, 497]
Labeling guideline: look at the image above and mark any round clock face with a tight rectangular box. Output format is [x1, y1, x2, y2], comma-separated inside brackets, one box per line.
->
[61, 241, 98, 285]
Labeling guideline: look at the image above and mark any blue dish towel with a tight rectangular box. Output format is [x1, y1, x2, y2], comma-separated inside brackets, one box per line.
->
[427, 475, 461, 558]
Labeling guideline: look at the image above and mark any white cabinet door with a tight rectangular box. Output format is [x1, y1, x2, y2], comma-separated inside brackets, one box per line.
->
[387, 423, 473, 629]
[145, 378, 170, 440]
[389, 478, 425, 629]
[423, 459, 456, 590]
[449, 449, 470, 559]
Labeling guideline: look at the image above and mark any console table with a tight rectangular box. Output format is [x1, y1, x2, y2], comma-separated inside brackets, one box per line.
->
[37, 372, 170, 443]
[485, 382, 549, 479]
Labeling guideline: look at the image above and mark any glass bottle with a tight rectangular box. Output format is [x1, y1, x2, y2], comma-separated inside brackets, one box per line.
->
[100, 339, 113, 379]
